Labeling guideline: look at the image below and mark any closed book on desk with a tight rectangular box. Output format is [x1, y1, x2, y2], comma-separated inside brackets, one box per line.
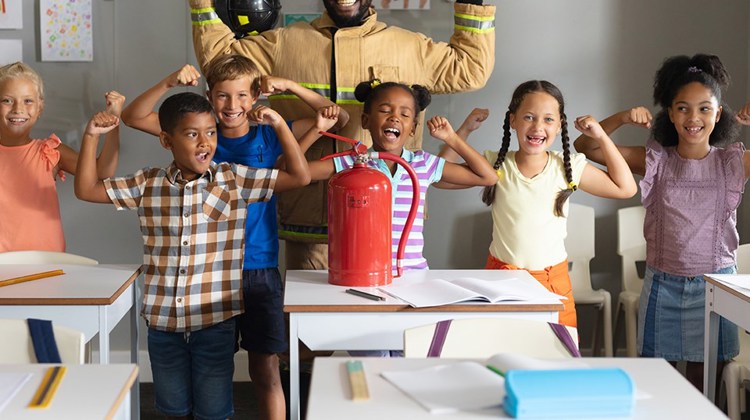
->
[379, 277, 565, 308]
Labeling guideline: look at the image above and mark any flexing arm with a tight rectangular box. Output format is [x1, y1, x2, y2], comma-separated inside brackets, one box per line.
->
[573, 107, 650, 176]
[575, 116, 638, 199]
[121, 65, 201, 136]
[438, 108, 489, 162]
[428, 116, 497, 188]
[736, 101, 750, 179]
[248, 105, 311, 191]
[58, 92, 125, 179]
[75, 112, 121, 203]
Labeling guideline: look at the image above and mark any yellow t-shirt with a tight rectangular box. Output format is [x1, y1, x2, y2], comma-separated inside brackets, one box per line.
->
[486, 150, 587, 270]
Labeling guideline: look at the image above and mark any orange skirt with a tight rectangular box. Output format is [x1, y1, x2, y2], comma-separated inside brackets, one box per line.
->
[485, 254, 577, 328]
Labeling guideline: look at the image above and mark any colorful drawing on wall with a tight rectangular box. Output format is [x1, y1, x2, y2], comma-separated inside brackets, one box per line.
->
[40, 0, 93, 62]
[0, 0, 23, 29]
[283, 13, 320, 26]
[0, 39, 23, 65]
[377, 0, 430, 10]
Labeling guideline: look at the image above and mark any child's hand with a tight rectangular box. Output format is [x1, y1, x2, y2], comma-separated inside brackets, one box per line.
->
[621, 106, 652, 129]
[248, 105, 282, 126]
[104, 91, 126, 117]
[315, 105, 341, 132]
[167, 64, 201, 88]
[574, 115, 606, 139]
[260, 76, 290, 97]
[427, 116, 456, 142]
[736, 102, 750, 126]
[85, 112, 120, 136]
[459, 108, 489, 133]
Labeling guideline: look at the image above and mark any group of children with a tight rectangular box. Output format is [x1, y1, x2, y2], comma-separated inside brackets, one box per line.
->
[1, 51, 750, 419]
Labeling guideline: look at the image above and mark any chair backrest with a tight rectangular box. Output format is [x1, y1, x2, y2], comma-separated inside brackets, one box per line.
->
[404, 318, 579, 359]
[565, 203, 595, 294]
[617, 206, 647, 294]
[736, 244, 750, 274]
[0, 319, 85, 364]
[0, 251, 98, 265]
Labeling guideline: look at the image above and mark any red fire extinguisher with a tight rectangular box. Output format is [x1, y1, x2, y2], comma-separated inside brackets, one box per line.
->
[321, 132, 420, 287]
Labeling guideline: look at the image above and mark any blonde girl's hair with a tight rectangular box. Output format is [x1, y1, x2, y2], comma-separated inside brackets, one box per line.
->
[481, 80, 575, 217]
[0, 62, 45, 100]
[204, 54, 262, 97]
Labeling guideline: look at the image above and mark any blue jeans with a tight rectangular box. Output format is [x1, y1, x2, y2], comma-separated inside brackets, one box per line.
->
[148, 318, 236, 420]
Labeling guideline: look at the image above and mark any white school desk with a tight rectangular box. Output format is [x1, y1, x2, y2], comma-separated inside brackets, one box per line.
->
[0, 363, 138, 419]
[284, 269, 564, 420]
[0, 264, 141, 420]
[307, 357, 727, 420]
[703, 274, 750, 403]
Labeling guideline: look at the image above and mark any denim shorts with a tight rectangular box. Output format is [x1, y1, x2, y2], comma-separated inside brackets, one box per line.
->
[148, 318, 236, 420]
[637, 265, 739, 362]
[236, 268, 287, 354]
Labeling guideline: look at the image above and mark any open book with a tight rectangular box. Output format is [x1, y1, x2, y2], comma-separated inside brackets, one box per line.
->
[378, 277, 566, 308]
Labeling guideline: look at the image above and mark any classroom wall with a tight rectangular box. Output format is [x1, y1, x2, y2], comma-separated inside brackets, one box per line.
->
[2, 0, 749, 355]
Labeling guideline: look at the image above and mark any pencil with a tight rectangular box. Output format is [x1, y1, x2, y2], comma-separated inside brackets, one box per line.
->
[0, 269, 65, 288]
[345, 288, 385, 301]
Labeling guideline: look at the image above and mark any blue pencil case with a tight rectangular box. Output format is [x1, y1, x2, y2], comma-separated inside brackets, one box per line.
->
[503, 368, 635, 418]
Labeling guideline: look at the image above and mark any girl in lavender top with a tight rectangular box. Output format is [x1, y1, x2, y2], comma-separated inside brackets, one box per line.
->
[575, 53, 750, 391]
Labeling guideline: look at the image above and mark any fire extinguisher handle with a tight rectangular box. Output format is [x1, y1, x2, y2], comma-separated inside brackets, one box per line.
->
[320, 131, 369, 155]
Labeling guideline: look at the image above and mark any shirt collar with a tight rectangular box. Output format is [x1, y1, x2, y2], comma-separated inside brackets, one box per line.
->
[166, 161, 217, 184]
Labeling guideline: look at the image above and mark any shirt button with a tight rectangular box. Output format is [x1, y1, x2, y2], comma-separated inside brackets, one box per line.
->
[183, 212, 189, 218]
[179, 269, 186, 275]
[183, 240, 188, 246]
[176, 297, 182, 303]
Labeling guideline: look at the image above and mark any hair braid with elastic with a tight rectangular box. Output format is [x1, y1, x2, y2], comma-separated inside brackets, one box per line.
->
[481, 110, 511, 206]
[554, 112, 575, 216]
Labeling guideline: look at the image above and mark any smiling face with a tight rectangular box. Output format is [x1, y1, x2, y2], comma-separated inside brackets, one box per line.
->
[207, 76, 257, 138]
[0, 76, 43, 144]
[361, 86, 417, 155]
[322, 0, 372, 27]
[667, 81, 721, 147]
[160, 111, 218, 181]
[509, 91, 562, 157]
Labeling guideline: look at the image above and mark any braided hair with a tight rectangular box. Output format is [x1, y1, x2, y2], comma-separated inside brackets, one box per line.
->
[651, 53, 739, 147]
[482, 81, 575, 217]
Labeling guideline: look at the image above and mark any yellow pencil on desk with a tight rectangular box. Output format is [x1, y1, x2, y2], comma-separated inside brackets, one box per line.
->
[0, 269, 65, 288]
[28, 366, 66, 409]
[346, 360, 370, 400]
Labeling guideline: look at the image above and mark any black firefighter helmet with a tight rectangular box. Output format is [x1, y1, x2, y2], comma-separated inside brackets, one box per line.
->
[215, 0, 282, 39]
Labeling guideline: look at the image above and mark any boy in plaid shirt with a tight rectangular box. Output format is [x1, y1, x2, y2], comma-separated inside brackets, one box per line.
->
[75, 92, 310, 420]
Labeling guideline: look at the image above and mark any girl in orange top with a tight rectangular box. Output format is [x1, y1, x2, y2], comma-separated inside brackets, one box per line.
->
[0, 62, 122, 252]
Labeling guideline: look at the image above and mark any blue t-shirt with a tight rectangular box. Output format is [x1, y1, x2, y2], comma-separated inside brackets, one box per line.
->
[213, 123, 288, 269]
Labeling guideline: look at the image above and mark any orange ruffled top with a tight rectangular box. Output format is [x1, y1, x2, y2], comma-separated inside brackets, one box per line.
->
[0, 135, 66, 252]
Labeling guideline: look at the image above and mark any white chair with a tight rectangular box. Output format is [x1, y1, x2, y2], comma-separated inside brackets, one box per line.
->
[0, 319, 85, 364]
[720, 243, 750, 420]
[565, 203, 612, 356]
[613, 206, 647, 357]
[403, 317, 579, 359]
[0, 250, 98, 265]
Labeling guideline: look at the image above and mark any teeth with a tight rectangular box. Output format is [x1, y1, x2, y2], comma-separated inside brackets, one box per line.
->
[337, 0, 356, 5]
[384, 128, 400, 136]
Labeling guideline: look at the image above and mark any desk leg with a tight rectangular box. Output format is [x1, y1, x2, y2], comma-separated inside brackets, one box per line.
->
[99, 307, 110, 364]
[289, 314, 300, 420]
[131, 285, 141, 420]
[704, 284, 719, 402]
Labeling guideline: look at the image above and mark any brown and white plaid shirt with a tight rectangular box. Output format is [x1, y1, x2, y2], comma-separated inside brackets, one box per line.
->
[104, 161, 277, 332]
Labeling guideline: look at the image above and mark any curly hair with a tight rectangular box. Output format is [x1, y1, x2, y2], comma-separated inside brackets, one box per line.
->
[481, 80, 574, 217]
[650, 53, 739, 147]
[354, 80, 431, 114]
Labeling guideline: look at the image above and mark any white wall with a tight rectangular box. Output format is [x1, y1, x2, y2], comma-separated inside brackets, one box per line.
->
[2, 0, 749, 353]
